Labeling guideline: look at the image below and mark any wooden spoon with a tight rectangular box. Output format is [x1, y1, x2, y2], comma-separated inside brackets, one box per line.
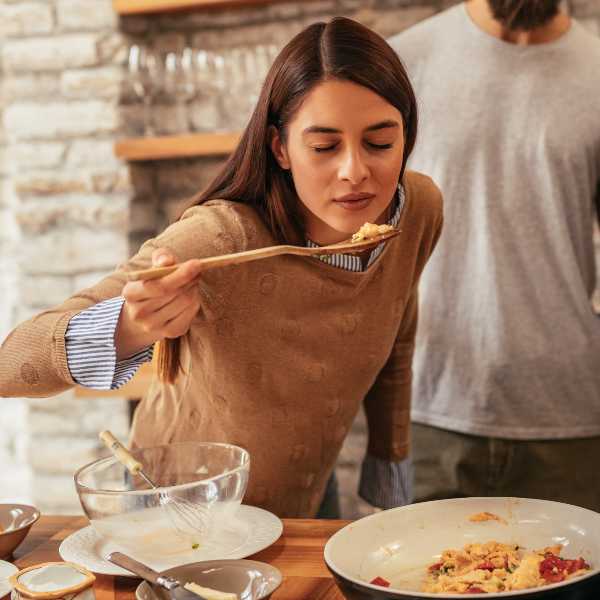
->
[126, 228, 401, 282]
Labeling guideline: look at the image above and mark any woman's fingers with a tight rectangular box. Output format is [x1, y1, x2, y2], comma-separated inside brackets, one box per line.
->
[119, 246, 203, 342]
[161, 300, 202, 339]
[130, 283, 200, 337]
[123, 260, 201, 303]
[152, 247, 177, 267]
[124, 287, 178, 320]
[158, 259, 204, 290]
[116, 250, 201, 357]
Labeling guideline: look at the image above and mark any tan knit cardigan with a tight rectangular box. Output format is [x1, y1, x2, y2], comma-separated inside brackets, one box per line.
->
[0, 170, 443, 517]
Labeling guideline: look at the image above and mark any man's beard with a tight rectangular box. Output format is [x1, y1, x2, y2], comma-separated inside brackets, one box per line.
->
[486, 0, 563, 30]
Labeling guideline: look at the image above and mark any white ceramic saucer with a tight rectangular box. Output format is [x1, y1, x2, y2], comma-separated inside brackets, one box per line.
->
[0, 560, 18, 599]
[59, 505, 282, 577]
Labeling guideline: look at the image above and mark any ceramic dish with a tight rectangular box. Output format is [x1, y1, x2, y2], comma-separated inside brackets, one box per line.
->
[0, 560, 18, 599]
[0, 505, 40, 560]
[9, 562, 95, 600]
[59, 505, 283, 576]
[324, 497, 600, 599]
[135, 559, 282, 600]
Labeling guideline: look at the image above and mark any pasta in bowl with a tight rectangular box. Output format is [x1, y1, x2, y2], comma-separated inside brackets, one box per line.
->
[324, 497, 600, 599]
[423, 541, 589, 594]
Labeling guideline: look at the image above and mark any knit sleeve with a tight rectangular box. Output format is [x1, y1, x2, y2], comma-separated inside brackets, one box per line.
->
[0, 201, 248, 399]
[362, 288, 419, 462]
[362, 174, 443, 462]
[0, 244, 154, 398]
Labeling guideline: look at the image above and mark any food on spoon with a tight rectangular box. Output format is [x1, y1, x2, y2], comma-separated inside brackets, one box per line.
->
[469, 512, 507, 525]
[184, 582, 237, 600]
[420, 541, 590, 594]
[351, 223, 395, 243]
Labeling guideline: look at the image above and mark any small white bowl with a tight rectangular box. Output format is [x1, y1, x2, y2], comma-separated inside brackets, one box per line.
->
[135, 559, 282, 600]
[9, 562, 95, 600]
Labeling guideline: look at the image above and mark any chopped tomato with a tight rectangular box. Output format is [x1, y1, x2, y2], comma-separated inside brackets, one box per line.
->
[540, 554, 590, 582]
[540, 554, 567, 583]
[428, 562, 443, 572]
[477, 561, 495, 571]
[370, 576, 390, 587]
[565, 557, 590, 573]
[466, 586, 486, 593]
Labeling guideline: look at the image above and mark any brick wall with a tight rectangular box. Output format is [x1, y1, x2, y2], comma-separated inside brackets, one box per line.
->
[0, 0, 131, 512]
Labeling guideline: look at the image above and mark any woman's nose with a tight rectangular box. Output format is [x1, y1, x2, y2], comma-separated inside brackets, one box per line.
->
[338, 148, 369, 185]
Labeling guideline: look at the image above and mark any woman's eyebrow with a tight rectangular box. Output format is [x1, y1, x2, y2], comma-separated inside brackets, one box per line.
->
[302, 120, 400, 136]
[364, 120, 400, 132]
[302, 126, 340, 135]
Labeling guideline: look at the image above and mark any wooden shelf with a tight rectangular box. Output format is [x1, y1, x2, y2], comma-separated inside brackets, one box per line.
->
[113, 0, 296, 15]
[114, 132, 240, 161]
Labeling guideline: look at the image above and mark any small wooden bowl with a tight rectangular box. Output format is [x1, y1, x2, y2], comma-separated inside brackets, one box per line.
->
[0, 505, 40, 560]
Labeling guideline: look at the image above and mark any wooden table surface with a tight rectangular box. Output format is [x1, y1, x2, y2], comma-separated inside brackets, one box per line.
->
[11, 516, 349, 600]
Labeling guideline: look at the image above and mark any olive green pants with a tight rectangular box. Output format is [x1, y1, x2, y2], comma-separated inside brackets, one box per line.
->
[412, 423, 600, 512]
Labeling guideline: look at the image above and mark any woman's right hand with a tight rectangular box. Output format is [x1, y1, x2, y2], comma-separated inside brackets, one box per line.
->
[115, 248, 203, 360]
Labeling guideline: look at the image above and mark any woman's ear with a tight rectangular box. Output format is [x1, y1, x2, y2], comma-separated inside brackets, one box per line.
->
[268, 125, 291, 170]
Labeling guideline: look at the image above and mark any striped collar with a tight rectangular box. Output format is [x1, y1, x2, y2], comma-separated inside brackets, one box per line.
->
[306, 184, 405, 273]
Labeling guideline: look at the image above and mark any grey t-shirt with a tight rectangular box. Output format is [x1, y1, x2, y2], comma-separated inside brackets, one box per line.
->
[389, 4, 600, 439]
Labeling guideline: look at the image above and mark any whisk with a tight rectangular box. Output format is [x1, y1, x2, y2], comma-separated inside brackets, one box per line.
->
[99, 430, 211, 540]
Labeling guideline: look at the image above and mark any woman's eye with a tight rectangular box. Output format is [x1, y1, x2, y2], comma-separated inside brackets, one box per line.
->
[313, 145, 338, 153]
[367, 142, 393, 150]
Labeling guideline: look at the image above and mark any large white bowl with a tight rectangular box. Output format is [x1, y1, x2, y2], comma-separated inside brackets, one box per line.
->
[324, 497, 600, 599]
[74, 442, 250, 557]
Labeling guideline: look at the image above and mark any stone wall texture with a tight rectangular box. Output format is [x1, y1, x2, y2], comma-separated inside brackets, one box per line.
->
[1, 0, 599, 518]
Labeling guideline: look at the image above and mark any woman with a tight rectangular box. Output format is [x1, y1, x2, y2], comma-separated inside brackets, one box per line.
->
[0, 17, 443, 518]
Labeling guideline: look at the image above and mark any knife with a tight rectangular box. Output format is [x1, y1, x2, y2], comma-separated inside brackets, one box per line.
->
[107, 552, 236, 600]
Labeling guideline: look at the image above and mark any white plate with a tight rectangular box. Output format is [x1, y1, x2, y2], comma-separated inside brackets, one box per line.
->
[0, 560, 18, 599]
[59, 505, 282, 577]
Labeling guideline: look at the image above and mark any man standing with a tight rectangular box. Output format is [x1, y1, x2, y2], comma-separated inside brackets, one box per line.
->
[388, 0, 600, 510]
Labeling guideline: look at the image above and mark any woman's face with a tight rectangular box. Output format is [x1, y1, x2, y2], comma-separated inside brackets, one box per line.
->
[271, 79, 405, 245]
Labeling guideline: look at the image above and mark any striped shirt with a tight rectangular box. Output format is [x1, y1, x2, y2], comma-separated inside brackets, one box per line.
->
[65, 184, 411, 508]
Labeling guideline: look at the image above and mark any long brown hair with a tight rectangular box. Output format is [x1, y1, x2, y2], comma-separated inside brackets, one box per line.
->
[157, 16, 418, 382]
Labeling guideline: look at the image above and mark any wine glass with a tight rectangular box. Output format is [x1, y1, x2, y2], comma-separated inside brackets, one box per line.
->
[192, 48, 227, 132]
[220, 46, 255, 131]
[163, 47, 196, 134]
[128, 44, 161, 136]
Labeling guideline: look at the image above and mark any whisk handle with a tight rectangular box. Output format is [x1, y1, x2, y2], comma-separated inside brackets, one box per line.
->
[99, 430, 143, 475]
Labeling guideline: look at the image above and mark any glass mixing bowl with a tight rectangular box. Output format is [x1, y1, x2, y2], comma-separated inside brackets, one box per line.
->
[74, 442, 250, 557]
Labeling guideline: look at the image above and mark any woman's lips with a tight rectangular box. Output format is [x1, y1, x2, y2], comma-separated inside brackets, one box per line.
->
[333, 193, 375, 211]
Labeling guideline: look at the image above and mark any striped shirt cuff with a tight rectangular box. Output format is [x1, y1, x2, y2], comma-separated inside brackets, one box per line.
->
[65, 296, 153, 391]
[358, 454, 414, 509]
